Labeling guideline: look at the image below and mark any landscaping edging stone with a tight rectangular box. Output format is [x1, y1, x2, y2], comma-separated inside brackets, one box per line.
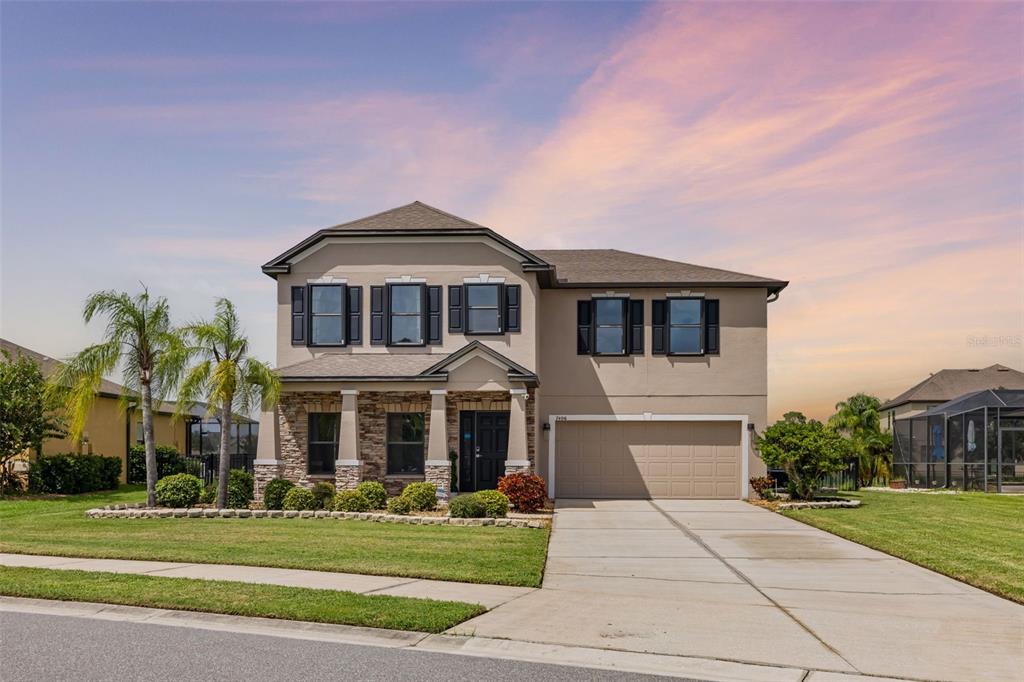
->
[85, 506, 548, 528]
[777, 500, 861, 510]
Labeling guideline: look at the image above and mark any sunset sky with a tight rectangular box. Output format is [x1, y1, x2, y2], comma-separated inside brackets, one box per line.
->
[2, 1, 1022, 420]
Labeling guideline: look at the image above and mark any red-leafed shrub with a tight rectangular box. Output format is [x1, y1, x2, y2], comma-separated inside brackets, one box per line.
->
[497, 472, 547, 512]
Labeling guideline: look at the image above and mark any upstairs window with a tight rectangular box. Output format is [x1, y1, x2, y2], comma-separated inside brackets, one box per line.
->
[577, 297, 641, 356]
[594, 298, 627, 355]
[652, 298, 719, 356]
[309, 284, 344, 346]
[389, 284, 424, 345]
[668, 298, 703, 355]
[465, 284, 501, 334]
[308, 412, 340, 475]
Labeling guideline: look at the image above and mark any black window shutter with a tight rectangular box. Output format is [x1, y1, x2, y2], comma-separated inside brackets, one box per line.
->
[427, 285, 442, 344]
[629, 299, 644, 355]
[651, 300, 667, 355]
[704, 299, 720, 354]
[370, 286, 385, 345]
[505, 284, 521, 332]
[576, 300, 593, 355]
[290, 286, 306, 345]
[448, 285, 464, 332]
[347, 286, 362, 345]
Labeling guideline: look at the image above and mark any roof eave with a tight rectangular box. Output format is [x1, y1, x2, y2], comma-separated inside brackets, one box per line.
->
[280, 374, 448, 383]
[261, 227, 551, 279]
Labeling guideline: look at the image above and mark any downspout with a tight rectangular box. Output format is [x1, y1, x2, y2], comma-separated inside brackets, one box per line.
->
[767, 291, 780, 303]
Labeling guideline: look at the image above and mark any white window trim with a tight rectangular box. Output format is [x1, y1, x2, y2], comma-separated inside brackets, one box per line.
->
[463, 274, 506, 284]
[384, 275, 427, 283]
[306, 276, 347, 284]
[546, 414, 750, 500]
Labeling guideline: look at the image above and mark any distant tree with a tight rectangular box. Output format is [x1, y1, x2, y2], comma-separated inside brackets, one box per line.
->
[782, 411, 807, 424]
[757, 418, 852, 500]
[0, 350, 64, 492]
[175, 299, 279, 508]
[49, 288, 186, 506]
[828, 393, 891, 485]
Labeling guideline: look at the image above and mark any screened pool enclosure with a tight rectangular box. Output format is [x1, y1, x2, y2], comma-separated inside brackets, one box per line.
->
[893, 389, 1024, 492]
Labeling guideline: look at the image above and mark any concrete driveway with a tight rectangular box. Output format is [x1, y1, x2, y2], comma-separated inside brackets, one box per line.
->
[453, 499, 1024, 682]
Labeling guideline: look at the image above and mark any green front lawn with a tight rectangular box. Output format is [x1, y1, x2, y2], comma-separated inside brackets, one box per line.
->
[0, 566, 483, 632]
[0, 486, 549, 587]
[783, 490, 1024, 603]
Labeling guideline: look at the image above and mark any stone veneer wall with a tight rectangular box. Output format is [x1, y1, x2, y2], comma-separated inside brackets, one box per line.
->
[272, 388, 537, 499]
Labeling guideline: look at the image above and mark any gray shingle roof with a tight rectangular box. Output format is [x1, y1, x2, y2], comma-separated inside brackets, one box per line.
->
[881, 364, 1024, 410]
[531, 249, 787, 291]
[276, 342, 538, 384]
[2, 337, 128, 398]
[325, 201, 487, 232]
[277, 353, 450, 380]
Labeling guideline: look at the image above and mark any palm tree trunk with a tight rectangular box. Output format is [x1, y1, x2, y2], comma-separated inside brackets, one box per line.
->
[216, 399, 233, 508]
[140, 382, 157, 507]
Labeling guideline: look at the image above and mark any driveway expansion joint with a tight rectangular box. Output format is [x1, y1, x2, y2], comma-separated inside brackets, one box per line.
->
[647, 500, 863, 675]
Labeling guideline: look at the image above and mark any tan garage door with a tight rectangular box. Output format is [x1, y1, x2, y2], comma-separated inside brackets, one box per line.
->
[555, 420, 742, 499]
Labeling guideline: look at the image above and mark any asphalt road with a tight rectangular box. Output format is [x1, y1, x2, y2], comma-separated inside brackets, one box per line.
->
[2, 612, 685, 681]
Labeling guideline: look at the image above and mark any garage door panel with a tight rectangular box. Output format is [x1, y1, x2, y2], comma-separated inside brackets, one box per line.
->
[555, 420, 742, 499]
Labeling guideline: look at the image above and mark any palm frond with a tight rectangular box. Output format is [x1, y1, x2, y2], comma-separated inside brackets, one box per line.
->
[47, 340, 121, 442]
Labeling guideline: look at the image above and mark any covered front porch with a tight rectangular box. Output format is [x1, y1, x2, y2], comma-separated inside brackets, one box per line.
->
[254, 342, 538, 500]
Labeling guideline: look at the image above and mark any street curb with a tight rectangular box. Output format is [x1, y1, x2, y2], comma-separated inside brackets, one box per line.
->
[1, 596, 917, 682]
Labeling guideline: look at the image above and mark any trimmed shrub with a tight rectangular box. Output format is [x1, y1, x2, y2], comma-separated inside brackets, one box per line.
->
[154, 473, 203, 508]
[448, 494, 486, 518]
[400, 481, 437, 512]
[282, 487, 317, 511]
[356, 481, 387, 510]
[200, 482, 216, 505]
[127, 445, 186, 484]
[28, 453, 122, 494]
[228, 469, 255, 509]
[749, 476, 777, 501]
[386, 495, 412, 515]
[262, 478, 294, 510]
[497, 472, 547, 512]
[332, 490, 370, 512]
[474, 489, 510, 518]
[311, 481, 336, 510]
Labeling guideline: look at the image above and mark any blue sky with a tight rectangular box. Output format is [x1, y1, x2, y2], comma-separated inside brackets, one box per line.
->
[2, 2, 1022, 418]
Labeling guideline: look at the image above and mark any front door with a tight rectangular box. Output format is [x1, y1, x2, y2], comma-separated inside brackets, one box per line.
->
[459, 411, 509, 492]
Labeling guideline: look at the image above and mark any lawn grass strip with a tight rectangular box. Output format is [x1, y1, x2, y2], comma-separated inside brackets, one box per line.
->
[0, 565, 484, 633]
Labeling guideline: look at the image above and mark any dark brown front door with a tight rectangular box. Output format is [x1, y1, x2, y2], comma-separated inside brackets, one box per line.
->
[459, 411, 509, 492]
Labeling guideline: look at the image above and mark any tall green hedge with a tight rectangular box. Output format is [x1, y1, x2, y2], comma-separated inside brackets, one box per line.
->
[28, 453, 121, 494]
[127, 445, 186, 483]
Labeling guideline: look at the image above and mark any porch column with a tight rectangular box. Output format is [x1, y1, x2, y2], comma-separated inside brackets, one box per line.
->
[506, 388, 532, 475]
[253, 407, 282, 505]
[424, 389, 450, 494]
[335, 389, 362, 490]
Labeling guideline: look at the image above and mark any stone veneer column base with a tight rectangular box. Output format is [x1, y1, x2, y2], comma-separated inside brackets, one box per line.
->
[424, 461, 450, 495]
[334, 461, 362, 491]
[254, 461, 283, 505]
[503, 460, 532, 477]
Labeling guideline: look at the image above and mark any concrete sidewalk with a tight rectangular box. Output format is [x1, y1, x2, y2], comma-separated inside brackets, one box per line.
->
[0, 553, 533, 609]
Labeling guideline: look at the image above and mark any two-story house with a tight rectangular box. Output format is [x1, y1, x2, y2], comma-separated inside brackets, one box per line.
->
[254, 202, 787, 501]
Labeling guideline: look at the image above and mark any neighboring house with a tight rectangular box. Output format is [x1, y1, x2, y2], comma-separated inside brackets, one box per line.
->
[1, 338, 183, 482]
[254, 202, 787, 501]
[880, 364, 1024, 432]
[893, 389, 1024, 492]
[2, 339, 259, 483]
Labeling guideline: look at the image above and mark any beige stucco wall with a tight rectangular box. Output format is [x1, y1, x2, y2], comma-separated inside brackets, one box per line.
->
[535, 286, 770, 484]
[276, 240, 540, 372]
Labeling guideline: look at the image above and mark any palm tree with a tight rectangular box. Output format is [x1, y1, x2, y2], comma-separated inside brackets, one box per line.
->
[828, 393, 890, 486]
[49, 288, 185, 506]
[176, 298, 279, 508]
